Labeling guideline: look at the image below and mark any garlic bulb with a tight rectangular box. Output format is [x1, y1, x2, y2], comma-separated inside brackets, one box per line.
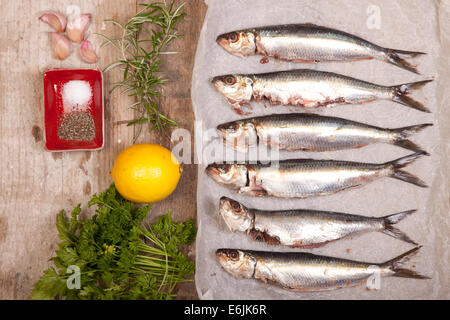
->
[79, 40, 99, 64]
[39, 11, 67, 32]
[66, 14, 91, 43]
[50, 32, 71, 60]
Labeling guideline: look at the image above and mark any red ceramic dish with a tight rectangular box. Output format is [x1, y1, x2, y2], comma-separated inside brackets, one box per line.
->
[43, 69, 104, 151]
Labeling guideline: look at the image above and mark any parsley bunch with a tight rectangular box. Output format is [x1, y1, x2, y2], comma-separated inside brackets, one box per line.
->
[30, 184, 196, 300]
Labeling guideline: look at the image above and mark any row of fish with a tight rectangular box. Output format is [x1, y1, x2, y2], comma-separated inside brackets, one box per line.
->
[207, 152, 428, 198]
[217, 113, 432, 153]
[205, 23, 431, 293]
[217, 23, 424, 73]
[219, 197, 418, 247]
[216, 247, 428, 292]
[212, 69, 432, 115]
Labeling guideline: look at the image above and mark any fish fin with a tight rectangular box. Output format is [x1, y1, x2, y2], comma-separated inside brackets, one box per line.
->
[383, 209, 416, 224]
[387, 151, 429, 168]
[382, 246, 430, 279]
[386, 152, 428, 187]
[233, 102, 253, 116]
[392, 169, 428, 188]
[390, 80, 433, 113]
[249, 228, 281, 246]
[239, 186, 268, 197]
[383, 226, 418, 245]
[391, 123, 433, 152]
[390, 268, 431, 279]
[380, 209, 417, 245]
[384, 49, 426, 74]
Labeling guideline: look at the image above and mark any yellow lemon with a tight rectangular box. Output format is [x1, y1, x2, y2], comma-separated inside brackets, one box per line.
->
[110, 143, 181, 203]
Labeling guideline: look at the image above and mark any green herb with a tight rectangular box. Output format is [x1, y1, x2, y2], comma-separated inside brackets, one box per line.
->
[99, 1, 186, 141]
[30, 184, 196, 300]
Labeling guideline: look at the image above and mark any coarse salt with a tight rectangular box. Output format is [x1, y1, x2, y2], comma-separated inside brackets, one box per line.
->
[62, 80, 92, 112]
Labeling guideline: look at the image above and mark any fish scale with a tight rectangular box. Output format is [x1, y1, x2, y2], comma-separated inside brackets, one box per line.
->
[252, 69, 384, 107]
[206, 152, 428, 199]
[252, 251, 375, 290]
[216, 23, 425, 73]
[218, 197, 417, 248]
[217, 113, 432, 153]
[251, 160, 384, 198]
[216, 248, 429, 292]
[212, 70, 432, 115]
[257, 27, 378, 62]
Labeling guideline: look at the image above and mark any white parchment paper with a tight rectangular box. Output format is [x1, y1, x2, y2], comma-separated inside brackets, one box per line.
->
[191, 0, 449, 299]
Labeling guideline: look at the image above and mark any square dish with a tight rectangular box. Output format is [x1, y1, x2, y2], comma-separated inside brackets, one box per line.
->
[43, 69, 104, 151]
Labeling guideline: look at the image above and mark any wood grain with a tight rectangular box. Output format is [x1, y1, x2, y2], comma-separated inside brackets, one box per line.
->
[0, 0, 206, 299]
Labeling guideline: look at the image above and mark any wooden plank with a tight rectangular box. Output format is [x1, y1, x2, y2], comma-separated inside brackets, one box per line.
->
[132, 0, 207, 300]
[0, 0, 207, 299]
[0, 0, 139, 299]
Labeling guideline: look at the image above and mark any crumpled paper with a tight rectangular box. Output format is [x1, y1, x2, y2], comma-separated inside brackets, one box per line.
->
[191, 0, 449, 299]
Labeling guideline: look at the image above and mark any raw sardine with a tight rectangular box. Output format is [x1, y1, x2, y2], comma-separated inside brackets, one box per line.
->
[216, 24, 425, 73]
[216, 247, 429, 292]
[206, 152, 427, 198]
[217, 113, 432, 153]
[219, 197, 417, 248]
[212, 69, 432, 115]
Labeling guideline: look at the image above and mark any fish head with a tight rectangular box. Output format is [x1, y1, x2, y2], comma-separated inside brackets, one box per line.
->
[206, 163, 248, 190]
[217, 120, 257, 151]
[219, 197, 253, 232]
[212, 74, 254, 106]
[216, 31, 256, 57]
[216, 249, 256, 279]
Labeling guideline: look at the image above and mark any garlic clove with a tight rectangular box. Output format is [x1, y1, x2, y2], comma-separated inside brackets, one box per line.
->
[66, 14, 91, 43]
[50, 33, 71, 60]
[39, 11, 67, 32]
[79, 40, 99, 64]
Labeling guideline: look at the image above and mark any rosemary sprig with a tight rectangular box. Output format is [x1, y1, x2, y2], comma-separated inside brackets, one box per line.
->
[100, 1, 185, 141]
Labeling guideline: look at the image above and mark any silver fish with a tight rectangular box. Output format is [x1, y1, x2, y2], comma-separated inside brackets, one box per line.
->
[217, 113, 432, 153]
[219, 197, 417, 248]
[206, 152, 427, 198]
[216, 23, 425, 74]
[212, 69, 432, 115]
[216, 247, 429, 292]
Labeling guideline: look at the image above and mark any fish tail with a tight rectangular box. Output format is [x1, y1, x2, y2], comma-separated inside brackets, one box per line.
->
[391, 123, 433, 152]
[382, 246, 430, 279]
[386, 151, 428, 187]
[380, 210, 417, 245]
[390, 80, 433, 113]
[384, 48, 426, 74]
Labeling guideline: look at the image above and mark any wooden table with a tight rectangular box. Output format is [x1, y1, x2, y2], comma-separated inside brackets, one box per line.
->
[0, 0, 206, 299]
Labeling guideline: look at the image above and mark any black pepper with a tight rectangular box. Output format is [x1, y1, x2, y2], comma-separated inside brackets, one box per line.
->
[57, 111, 95, 141]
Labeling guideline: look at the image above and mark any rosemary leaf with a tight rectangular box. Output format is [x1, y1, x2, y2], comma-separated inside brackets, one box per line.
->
[101, 0, 185, 140]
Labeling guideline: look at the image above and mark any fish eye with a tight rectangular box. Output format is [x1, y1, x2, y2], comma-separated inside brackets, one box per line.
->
[218, 164, 230, 173]
[229, 250, 239, 260]
[224, 76, 236, 85]
[231, 201, 241, 212]
[228, 32, 239, 43]
[225, 123, 239, 132]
